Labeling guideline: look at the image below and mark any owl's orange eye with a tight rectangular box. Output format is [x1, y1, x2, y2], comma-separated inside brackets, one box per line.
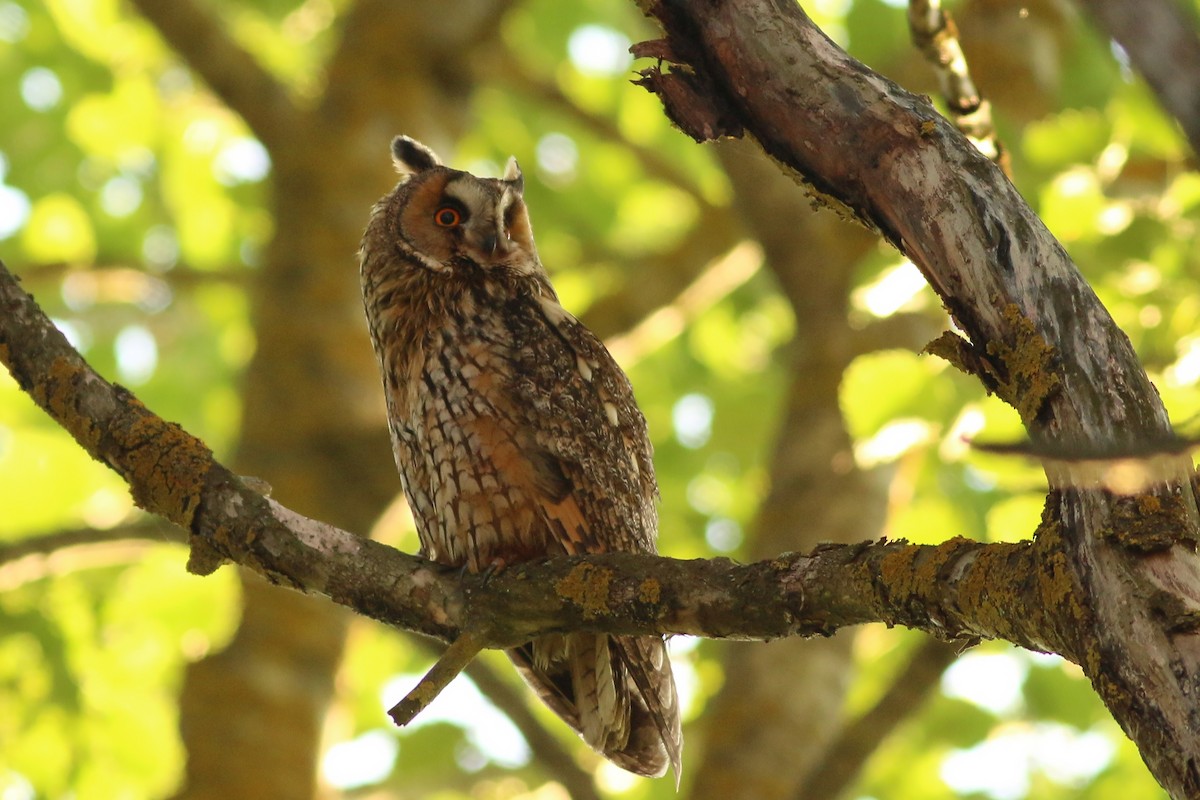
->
[434, 207, 462, 227]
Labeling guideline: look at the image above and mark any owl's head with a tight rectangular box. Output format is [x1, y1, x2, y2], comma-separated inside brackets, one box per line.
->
[372, 136, 540, 275]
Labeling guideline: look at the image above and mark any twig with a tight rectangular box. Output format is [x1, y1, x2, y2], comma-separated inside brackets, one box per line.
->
[436, 643, 604, 800]
[0, 520, 186, 590]
[849, 311, 947, 357]
[605, 239, 761, 365]
[19, 262, 245, 291]
[0, 519, 182, 566]
[489, 46, 747, 344]
[388, 631, 487, 726]
[493, 49, 713, 201]
[580, 202, 742, 340]
[907, 0, 1009, 173]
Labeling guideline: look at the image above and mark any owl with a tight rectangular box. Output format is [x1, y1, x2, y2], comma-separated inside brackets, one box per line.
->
[359, 136, 682, 780]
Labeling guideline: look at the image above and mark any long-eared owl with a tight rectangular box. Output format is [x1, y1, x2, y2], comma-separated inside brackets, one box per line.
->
[359, 136, 682, 780]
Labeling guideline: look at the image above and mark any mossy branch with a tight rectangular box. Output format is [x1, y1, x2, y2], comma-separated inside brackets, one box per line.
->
[2, 258, 1087, 658]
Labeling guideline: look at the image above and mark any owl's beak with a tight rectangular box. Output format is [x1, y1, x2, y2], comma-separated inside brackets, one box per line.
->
[480, 230, 512, 258]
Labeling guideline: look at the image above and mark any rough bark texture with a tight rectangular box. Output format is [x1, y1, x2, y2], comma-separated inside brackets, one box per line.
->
[632, 1, 1200, 796]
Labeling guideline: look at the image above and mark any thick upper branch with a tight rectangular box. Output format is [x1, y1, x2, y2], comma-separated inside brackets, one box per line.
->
[638, 0, 1166, 444]
[630, 3, 1200, 796]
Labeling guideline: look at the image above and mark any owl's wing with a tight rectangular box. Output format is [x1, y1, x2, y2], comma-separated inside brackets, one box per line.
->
[510, 289, 659, 556]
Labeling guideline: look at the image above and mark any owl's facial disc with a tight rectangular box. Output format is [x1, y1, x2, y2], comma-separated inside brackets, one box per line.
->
[442, 176, 538, 271]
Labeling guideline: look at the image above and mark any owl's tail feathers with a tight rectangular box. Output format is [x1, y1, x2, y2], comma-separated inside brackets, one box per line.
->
[607, 635, 683, 786]
[570, 633, 632, 753]
[509, 633, 682, 785]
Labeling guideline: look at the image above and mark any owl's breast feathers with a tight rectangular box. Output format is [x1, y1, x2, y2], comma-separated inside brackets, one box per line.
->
[362, 262, 657, 569]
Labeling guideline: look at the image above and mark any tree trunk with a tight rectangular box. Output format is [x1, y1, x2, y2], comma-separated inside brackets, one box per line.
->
[633, 2, 1200, 796]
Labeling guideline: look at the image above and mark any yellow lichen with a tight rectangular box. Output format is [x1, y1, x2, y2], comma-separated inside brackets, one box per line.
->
[36, 357, 103, 452]
[1102, 491, 1193, 552]
[555, 563, 613, 619]
[119, 412, 211, 527]
[13, 346, 214, 535]
[985, 304, 1061, 423]
[877, 545, 920, 599]
[638, 577, 661, 605]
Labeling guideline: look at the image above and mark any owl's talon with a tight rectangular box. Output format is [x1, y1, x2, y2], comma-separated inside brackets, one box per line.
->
[481, 557, 508, 580]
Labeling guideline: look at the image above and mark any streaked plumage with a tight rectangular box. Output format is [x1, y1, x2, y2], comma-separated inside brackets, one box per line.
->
[359, 136, 682, 780]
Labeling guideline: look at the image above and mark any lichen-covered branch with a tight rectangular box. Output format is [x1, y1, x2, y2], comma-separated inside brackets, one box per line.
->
[2, 259, 1091, 659]
[0, 261, 456, 643]
[629, 2, 1200, 796]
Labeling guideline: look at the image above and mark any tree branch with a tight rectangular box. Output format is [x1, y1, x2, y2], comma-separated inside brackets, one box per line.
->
[629, 3, 1200, 796]
[0, 519, 182, 567]
[493, 48, 713, 199]
[127, 0, 300, 148]
[1074, 0, 1200, 158]
[432, 643, 605, 800]
[0, 520, 185, 591]
[907, 0, 1008, 171]
[2, 259, 1092, 657]
[603, 240, 762, 366]
[579, 201, 742, 340]
[849, 311, 946, 358]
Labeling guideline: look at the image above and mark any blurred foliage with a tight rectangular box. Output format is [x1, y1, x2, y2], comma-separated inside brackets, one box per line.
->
[0, 0, 1194, 798]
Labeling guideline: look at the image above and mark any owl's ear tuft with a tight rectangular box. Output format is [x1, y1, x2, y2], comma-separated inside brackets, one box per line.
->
[392, 136, 442, 175]
[503, 156, 523, 190]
